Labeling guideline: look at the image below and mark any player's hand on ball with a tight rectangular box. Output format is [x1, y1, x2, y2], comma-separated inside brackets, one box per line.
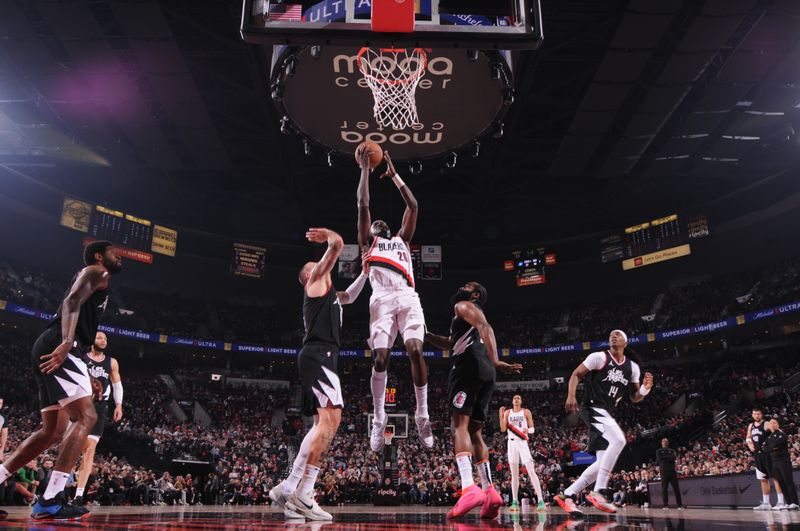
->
[357, 146, 373, 170]
[305, 228, 330, 244]
[90, 377, 103, 401]
[643, 372, 654, 390]
[565, 395, 579, 413]
[379, 151, 397, 179]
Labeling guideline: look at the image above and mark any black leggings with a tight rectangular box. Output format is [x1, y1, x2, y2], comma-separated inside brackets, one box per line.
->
[661, 470, 682, 507]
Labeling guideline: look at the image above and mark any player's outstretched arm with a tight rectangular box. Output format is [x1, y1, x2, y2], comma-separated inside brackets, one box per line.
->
[357, 149, 373, 248]
[338, 249, 369, 304]
[455, 301, 522, 375]
[111, 358, 124, 422]
[565, 363, 590, 413]
[381, 152, 418, 243]
[629, 372, 654, 403]
[40, 266, 108, 375]
[307, 228, 344, 286]
[424, 331, 451, 350]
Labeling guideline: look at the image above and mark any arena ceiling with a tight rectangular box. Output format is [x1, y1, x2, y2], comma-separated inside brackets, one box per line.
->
[1, 0, 799, 250]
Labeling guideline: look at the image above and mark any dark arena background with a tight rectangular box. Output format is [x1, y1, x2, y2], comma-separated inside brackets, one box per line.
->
[1, 0, 800, 530]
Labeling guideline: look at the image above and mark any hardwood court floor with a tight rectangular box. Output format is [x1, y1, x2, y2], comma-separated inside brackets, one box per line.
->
[1, 504, 799, 530]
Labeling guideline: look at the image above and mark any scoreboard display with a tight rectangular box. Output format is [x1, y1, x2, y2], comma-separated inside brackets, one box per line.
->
[600, 213, 707, 270]
[232, 243, 267, 278]
[89, 206, 153, 252]
[504, 248, 555, 287]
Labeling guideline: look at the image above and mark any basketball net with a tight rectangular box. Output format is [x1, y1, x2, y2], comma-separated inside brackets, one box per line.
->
[358, 47, 427, 130]
[383, 429, 394, 447]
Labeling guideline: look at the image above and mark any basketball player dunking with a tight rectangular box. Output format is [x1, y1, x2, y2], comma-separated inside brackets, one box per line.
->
[500, 395, 545, 511]
[270, 227, 368, 520]
[0, 241, 120, 520]
[555, 330, 653, 516]
[356, 149, 433, 451]
[74, 331, 124, 505]
[425, 282, 522, 518]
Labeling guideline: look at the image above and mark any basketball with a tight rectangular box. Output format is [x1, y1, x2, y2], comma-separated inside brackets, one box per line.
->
[355, 140, 383, 169]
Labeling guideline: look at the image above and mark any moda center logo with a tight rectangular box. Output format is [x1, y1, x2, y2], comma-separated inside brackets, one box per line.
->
[332, 52, 455, 147]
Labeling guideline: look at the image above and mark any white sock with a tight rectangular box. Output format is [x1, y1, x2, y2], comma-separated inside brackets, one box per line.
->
[456, 452, 474, 489]
[76, 486, 85, 498]
[0, 464, 11, 484]
[565, 452, 602, 498]
[283, 426, 316, 495]
[763, 494, 770, 504]
[414, 384, 429, 418]
[298, 464, 320, 496]
[778, 493, 785, 504]
[371, 368, 387, 422]
[595, 446, 622, 491]
[43, 470, 71, 500]
[476, 459, 492, 490]
[511, 465, 520, 502]
[525, 461, 543, 501]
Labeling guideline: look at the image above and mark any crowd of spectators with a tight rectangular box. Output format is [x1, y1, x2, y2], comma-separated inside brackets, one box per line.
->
[2, 256, 799, 349]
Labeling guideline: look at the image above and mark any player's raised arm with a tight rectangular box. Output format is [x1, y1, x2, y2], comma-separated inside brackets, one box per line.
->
[357, 149, 373, 249]
[306, 228, 344, 285]
[629, 370, 653, 403]
[40, 266, 108, 374]
[499, 406, 509, 432]
[455, 301, 521, 375]
[381, 152, 418, 243]
[337, 250, 369, 305]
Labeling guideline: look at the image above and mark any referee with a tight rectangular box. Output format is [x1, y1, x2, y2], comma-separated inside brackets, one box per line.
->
[765, 419, 799, 510]
[656, 438, 683, 509]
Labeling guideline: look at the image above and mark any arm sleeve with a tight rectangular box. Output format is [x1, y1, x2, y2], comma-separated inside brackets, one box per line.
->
[582, 352, 606, 371]
[112, 381, 124, 405]
[341, 272, 368, 305]
[631, 362, 641, 385]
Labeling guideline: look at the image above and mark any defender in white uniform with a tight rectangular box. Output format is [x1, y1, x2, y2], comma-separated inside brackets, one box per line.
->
[356, 149, 432, 452]
[500, 395, 545, 511]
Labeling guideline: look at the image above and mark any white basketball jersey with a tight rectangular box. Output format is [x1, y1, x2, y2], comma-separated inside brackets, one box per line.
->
[366, 235, 416, 291]
[507, 409, 529, 442]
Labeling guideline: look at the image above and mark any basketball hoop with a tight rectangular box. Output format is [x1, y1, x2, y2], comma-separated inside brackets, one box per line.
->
[383, 428, 394, 447]
[358, 47, 427, 130]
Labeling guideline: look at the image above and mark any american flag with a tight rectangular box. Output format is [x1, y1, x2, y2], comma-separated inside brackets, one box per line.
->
[267, 3, 303, 22]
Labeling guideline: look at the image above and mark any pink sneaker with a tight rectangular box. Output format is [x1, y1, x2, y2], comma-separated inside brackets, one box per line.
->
[447, 485, 486, 519]
[479, 485, 503, 519]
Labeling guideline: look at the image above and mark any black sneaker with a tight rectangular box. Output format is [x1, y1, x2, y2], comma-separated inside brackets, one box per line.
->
[31, 493, 90, 520]
[73, 495, 85, 506]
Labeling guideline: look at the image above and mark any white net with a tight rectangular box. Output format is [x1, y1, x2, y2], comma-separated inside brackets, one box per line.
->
[358, 47, 427, 130]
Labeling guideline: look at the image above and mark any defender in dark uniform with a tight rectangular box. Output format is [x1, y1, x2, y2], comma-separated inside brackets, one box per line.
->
[555, 330, 654, 516]
[0, 240, 121, 520]
[74, 331, 124, 505]
[747, 408, 783, 510]
[765, 419, 799, 510]
[269, 227, 367, 521]
[425, 282, 522, 519]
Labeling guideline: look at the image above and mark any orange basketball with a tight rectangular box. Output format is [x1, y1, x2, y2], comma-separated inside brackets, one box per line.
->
[355, 140, 383, 169]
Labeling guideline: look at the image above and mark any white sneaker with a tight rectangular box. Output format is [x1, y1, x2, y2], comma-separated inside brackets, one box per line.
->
[270, 482, 304, 518]
[586, 491, 617, 514]
[773, 503, 787, 511]
[788, 504, 799, 511]
[370, 415, 388, 452]
[754, 502, 773, 511]
[286, 492, 333, 521]
[415, 415, 434, 448]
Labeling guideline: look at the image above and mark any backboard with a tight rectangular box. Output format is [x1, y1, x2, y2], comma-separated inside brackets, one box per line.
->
[242, 0, 544, 50]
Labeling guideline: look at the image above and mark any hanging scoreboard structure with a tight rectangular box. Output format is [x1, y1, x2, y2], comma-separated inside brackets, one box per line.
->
[599, 214, 708, 270]
[60, 198, 178, 264]
[232, 243, 267, 279]
[504, 248, 555, 287]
